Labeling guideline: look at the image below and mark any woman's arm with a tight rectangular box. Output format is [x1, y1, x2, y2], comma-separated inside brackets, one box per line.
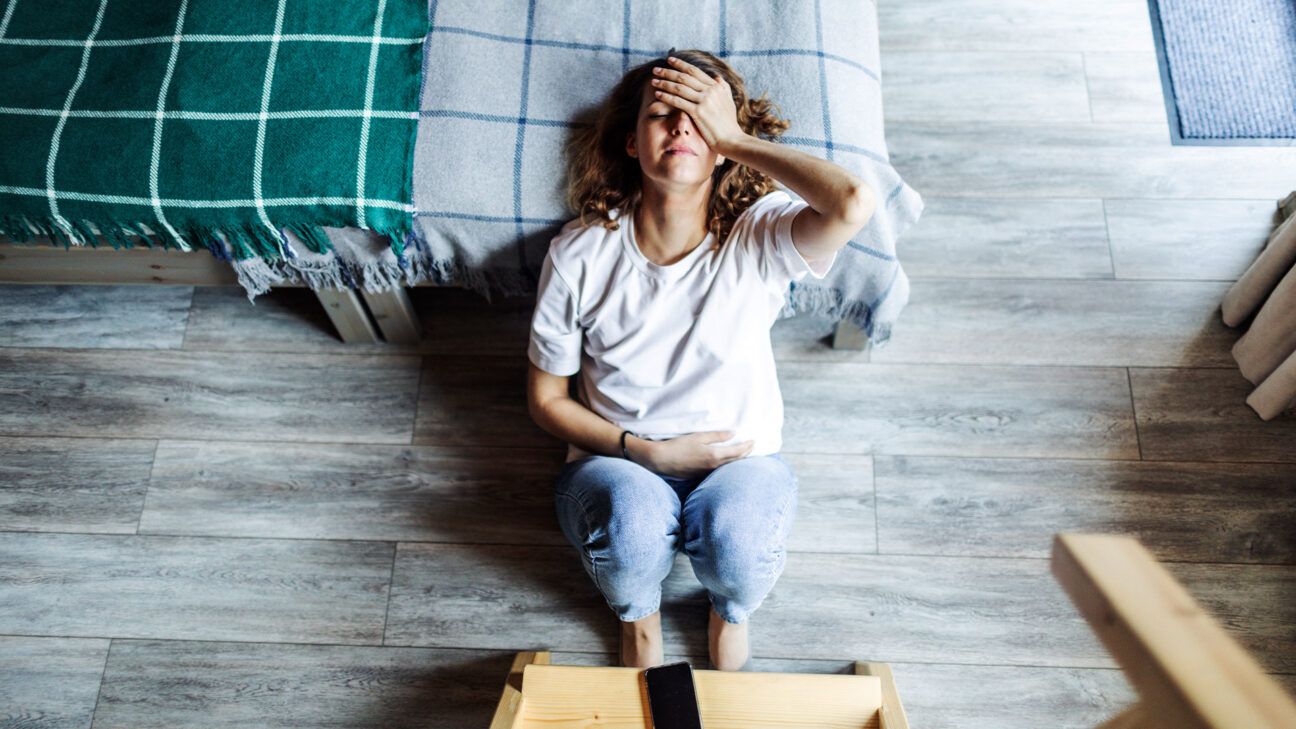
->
[718, 134, 873, 225]
[527, 363, 654, 463]
[527, 363, 753, 475]
[650, 56, 875, 261]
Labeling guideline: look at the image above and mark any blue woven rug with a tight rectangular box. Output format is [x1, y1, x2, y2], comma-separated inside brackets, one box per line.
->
[1148, 0, 1296, 141]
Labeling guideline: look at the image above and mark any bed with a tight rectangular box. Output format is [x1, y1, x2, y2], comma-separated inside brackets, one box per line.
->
[0, 0, 922, 349]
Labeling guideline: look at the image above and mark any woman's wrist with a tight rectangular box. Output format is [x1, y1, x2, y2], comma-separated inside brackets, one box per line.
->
[625, 434, 654, 467]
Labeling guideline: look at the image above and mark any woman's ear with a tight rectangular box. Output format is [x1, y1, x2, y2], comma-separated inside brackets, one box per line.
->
[626, 132, 637, 159]
[715, 154, 725, 166]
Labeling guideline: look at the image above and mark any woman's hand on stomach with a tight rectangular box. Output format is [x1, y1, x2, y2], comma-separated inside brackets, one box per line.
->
[633, 430, 754, 478]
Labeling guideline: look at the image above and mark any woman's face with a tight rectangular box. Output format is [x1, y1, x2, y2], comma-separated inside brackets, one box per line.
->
[626, 80, 725, 189]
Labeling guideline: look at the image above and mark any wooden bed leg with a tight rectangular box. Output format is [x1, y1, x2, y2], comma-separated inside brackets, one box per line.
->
[360, 287, 422, 344]
[314, 287, 380, 343]
[832, 319, 868, 351]
[1279, 191, 1296, 222]
[854, 661, 910, 729]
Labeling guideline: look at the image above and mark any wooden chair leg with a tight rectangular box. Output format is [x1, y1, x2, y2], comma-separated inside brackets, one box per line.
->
[360, 287, 422, 344]
[832, 319, 868, 351]
[314, 287, 380, 343]
[854, 661, 910, 729]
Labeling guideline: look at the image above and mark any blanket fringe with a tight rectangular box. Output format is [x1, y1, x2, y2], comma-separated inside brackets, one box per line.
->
[0, 213, 412, 270]
[269, 245, 534, 306]
[785, 280, 894, 348]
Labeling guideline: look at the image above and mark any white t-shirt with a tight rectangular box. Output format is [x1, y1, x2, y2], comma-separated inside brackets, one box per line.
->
[528, 189, 838, 463]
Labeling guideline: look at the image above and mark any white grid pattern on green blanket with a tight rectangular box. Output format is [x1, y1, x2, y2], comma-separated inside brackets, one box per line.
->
[251, 0, 287, 234]
[149, 0, 187, 242]
[43, 0, 108, 234]
[0, 0, 425, 251]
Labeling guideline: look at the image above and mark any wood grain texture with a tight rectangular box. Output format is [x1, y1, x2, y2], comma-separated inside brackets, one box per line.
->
[0, 636, 109, 729]
[313, 287, 379, 344]
[1084, 52, 1169, 124]
[384, 544, 1114, 668]
[100, 641, 1272, 729]
[0, 349, 421, 444]
[778, 361, 1139, 459]
[142, 443, 876, 555]
[0, 284, 192, 349]
[891, 198, 1113, 279]
[0, 242, 240, 286]
[0, 436, 155, 534]
[780, 452, 877, 554]
[1105, 200, 1279, 281]
[184, 285, 533, 356]
[81, 642, 1296, 729]
[539, 656, 1288, 729]
[141, 441, 569, 543]
[413, 355, 562, 449]
[361, 287, 422, 345]
[884, 662, 1136, 729]
[90, 639, 516, 729]
[0, 532, 394, 644]
[1051, 534, 1296, 728]
[385, 545, 1293, 670]
[867, 279, 1238, 367]
[879, 0, 1156, 53]
[875, 455, 1296, 562]
[883, 51, 1090, 122]
[183, 286, 367, 353]
[1130, 368, 1296, 462]
[887, 121, 1296, 199]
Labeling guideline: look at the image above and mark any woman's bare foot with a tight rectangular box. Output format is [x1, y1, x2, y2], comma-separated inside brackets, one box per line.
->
[708, 605, 749, 671]
[621, 610, 664, 668]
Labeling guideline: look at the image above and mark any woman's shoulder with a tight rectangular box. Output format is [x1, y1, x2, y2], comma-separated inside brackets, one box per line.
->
[724, 188, 800, 243]
[548, 211, 626, 277]
[553, 211, 620, 245]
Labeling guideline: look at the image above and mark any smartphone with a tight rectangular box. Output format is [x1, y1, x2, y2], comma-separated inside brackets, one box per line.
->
[643, 661, 704, 729]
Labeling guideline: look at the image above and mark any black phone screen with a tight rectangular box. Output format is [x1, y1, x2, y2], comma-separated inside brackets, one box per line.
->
[644, 661, 704, 729]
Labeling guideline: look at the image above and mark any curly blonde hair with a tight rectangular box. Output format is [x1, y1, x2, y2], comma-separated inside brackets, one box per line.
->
[563, 48, 792, 248]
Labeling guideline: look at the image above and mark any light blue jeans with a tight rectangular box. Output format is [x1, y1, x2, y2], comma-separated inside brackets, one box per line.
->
[553, 452, 798, 624]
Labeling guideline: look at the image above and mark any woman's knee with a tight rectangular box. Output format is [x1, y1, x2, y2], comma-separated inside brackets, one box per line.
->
[691, 458, 798, 569]
[559, 456, 680, 552]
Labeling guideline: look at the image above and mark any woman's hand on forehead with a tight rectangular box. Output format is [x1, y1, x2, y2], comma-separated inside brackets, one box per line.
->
[649, 56, 746, 153]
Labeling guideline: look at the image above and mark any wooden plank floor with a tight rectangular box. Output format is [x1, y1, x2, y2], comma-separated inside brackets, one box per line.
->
[3, 1, 1296, 726]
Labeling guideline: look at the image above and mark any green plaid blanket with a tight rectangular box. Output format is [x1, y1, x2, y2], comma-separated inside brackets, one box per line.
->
[0, 0, 426, 263]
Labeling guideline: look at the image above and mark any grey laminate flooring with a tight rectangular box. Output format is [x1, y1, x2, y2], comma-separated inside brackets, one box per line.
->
[3, 1, 1295, 726]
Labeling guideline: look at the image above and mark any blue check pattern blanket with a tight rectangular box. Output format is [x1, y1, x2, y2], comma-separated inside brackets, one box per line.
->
[191, 0, 924, 346]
